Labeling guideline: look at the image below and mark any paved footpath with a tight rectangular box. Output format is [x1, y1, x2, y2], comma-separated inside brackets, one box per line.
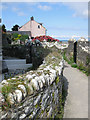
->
[63, 62, 88, 118]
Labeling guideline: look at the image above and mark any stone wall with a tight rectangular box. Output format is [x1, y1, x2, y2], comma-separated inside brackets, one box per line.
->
[65, 40, 90, 68]
[7, 31, 31, 37]
[0, 43, 64, 119]
[65, 41, 74, 61]
[0, 60, 64, 119]
[77, 41, 90, 67]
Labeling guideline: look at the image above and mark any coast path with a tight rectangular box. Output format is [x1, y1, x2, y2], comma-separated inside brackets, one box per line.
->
[63, 61, 88, 118]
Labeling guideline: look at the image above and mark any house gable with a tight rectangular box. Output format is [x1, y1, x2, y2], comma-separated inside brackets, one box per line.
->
[19, 17, 46, 37]
[31, 20, 46, 37]
[19, 21, 31, 31]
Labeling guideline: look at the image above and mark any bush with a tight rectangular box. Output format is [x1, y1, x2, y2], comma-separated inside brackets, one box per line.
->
[68, 61, 72, 64]
[3, 44, 26, 59]
[32, 35, 59, 42]
[11, 33, 29, 43]
[20, 34, 29, 42]
[12, 33, 18, 39]
[71, 63, 77, 68]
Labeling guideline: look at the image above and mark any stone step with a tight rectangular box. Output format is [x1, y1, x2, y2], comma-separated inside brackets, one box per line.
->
[4, 59, 27, 65]
[7, 64, 32, 70]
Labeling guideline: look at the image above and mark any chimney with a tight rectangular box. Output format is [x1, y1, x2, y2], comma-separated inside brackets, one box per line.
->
[39, 23, 43, 26]
[31, 16, 34, 21]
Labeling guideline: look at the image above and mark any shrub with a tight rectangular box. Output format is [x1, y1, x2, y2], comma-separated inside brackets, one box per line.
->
[12, 33, 18, 39]
[3, 44, 26, 59]
[68, 61, 72, 64]
[71, 63, 77, 68]
[32, 35, 59, 42]
[20, 34, 29, 43]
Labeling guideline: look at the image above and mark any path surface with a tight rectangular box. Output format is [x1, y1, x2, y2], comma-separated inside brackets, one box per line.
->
[63, 62, 88, 118]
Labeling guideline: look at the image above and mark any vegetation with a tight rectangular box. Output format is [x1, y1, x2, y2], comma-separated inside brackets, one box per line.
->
[11, 33, 29, 43]
[2, 24, 6, 32]
[55, 82, 66, 119]
[1, 43, 65, 118]
[63, 51, 90, 76]
[71, 63, 77, 68]
[20, 34, 29, 42]
[1, 77, 27, 109]
[32, 35, 59, 42]
[3, 44, 26, 59]
[12, 33, 18, 39]
[12, 24, 19, 31]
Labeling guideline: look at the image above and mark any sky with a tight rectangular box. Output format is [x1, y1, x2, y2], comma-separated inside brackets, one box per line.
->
[0, 2, 88, 40]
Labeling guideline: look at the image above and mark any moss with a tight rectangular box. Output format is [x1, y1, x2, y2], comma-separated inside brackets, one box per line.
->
[52, 92, 54, 98]
[1, 77, 28, 107]
[52, 92, 55, 102]
[35, 104, 38, 108]
[40, 109, 44, 115]
[46, 107, 50, 113]
[37, 72, 42, 76]
[43, 70, 51, 75]
[55, 93, 64, 119]
[24, 84, 29, 95]
[2, 84, 16, 100]
[56, 76, 59, 85]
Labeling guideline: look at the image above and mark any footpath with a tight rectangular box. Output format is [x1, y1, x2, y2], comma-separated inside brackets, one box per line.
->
[63, 62, 88, 118]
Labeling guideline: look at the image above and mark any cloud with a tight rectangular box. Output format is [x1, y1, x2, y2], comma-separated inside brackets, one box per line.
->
[50, 34, 87, 40]
[38, 5, 52, 11]
[12, 7, 25, 16]
[0, 4, 8, 10]
[12, 7, 19, 12]
[48, 26, 87, 31]
[63, 2, 88, 19]
[17, 12, 25, 16]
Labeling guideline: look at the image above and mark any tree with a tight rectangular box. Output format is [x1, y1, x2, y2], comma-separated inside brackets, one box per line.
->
[12, 33, 19, 38]
[20, 34, 29, 43]
[2, 24, 6, 32]
[12, 24, 19, 31]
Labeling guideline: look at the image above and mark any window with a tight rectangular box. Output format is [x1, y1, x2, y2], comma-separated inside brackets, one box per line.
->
[38, 25, 40, 29]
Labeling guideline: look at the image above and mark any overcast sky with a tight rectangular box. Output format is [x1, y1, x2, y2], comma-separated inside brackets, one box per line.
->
[1, 2, 88, 40]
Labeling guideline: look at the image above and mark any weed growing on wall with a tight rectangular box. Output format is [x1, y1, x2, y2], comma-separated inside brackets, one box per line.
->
[63, 52, 89, 76]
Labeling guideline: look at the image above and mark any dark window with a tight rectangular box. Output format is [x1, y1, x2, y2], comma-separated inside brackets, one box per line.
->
[38, 25, 40, 29]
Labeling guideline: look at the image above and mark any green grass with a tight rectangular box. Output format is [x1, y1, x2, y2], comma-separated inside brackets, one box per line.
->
[63, 52, 89, 76]
[71, 63, 77, 68]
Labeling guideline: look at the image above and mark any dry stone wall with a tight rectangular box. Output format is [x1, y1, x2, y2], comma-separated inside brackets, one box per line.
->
[0, 60, 64, 119]
[0, 42, 64, 119]
[77, 41, 90, 67]
[65, 40, 90, 68]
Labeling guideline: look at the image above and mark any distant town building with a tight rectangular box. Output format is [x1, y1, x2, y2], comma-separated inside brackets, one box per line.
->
[18, 16, 46, 39]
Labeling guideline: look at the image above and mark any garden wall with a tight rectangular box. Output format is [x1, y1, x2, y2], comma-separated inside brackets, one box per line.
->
[7, 31, 31, 37]
[65, 41, 90, 69]
[65, 41, 74, 61]
[77, 41, 90, 67]
[0, 59, 64, 119]
[0, 43, 64, 119]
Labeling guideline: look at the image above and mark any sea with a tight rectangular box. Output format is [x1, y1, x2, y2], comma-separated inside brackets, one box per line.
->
[59, 40, 68, 42]
[59, 40, 68, 44]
